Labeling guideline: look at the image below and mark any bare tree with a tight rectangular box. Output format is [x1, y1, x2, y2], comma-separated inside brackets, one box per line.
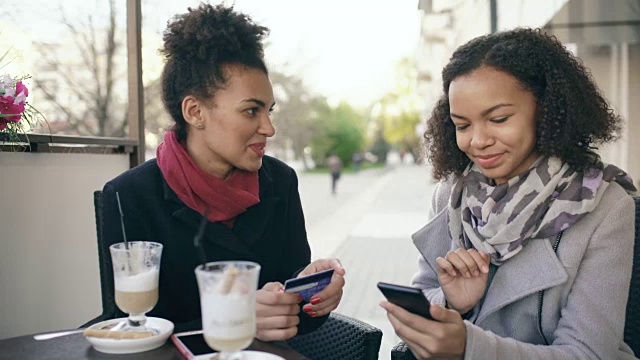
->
[143, 78, 173, 139]
[270, 71, 323, 170]
[32, 0, 127, 137]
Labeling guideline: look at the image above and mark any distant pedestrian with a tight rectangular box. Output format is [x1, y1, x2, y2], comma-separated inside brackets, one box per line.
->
[352, 152, 363, 173]
[327, 153, 343, 195]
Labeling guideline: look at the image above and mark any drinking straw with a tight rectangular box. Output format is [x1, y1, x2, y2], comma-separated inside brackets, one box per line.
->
[193, 209, 209, 270]
[221, 267, 238, 294]
[115, 192, 129, 250]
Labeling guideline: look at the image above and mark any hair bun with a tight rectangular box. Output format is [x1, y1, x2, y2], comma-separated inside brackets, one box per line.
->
[161, 4, 268, 64]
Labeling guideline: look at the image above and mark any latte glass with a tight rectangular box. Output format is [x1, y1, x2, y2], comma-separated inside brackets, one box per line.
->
[195, 261, 261, 359]
[110, 241, 163, 334]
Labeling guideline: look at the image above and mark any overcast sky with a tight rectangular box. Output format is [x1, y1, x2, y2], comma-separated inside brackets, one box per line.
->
[5, 0, 421, 108]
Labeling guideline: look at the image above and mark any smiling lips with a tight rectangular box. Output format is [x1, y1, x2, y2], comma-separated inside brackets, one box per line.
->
[474, 153, 503, 167]
[249, 142, 266, 157]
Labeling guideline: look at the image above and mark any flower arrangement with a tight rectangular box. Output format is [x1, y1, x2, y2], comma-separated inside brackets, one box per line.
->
[0, 50, 46, 143]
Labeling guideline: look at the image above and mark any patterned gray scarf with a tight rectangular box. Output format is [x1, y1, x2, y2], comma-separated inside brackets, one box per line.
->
[448, 156, 637, 265]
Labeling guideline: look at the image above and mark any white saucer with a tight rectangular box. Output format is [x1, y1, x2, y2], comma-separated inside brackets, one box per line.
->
[194, 351, 284, 360]
[84, 317, 174, 354]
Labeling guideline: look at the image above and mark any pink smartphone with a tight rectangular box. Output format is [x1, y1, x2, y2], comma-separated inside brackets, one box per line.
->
[171, 330, 215, 359]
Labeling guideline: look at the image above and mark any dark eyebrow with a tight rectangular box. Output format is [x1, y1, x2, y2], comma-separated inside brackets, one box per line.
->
[450, 103, 514, 120]
[241, 98, 266, 107]
[241, 98, 276, 109]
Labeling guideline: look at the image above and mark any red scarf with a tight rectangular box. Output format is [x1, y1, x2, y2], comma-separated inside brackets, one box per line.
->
[156, 131, 260, 227]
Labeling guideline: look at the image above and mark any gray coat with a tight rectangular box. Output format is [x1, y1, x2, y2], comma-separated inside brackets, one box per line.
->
[411, 179, 636, 359]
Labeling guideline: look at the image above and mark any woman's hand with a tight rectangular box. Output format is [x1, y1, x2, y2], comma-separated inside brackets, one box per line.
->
[437, 249, 490, 314]
[255, 282, 302, 341]
[381, 301, 466, 360]
[297, 258, 346, 317]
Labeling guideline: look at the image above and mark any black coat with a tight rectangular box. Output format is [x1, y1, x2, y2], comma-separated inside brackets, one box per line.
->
[100, 156, 325, 333]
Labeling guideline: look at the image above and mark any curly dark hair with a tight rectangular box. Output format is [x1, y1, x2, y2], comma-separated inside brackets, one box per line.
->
[160, 3, 269, 141]
[425, 28, 622, 180]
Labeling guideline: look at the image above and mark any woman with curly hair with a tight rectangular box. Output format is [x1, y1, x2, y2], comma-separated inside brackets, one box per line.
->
[381, 28, 637, 359]
[95, 3, 345, 340]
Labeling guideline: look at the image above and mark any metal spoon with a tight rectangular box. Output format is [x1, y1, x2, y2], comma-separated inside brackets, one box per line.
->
[33, 330, 84, 340]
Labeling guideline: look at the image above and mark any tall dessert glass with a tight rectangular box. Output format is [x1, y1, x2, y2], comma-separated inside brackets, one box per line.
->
[195, 261, 261, 359]
[110, 241, 163, 333]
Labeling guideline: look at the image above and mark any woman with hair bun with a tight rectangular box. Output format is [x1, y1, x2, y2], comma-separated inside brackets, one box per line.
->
[96, 3, 345, 340]
[381, 28, 637, 359]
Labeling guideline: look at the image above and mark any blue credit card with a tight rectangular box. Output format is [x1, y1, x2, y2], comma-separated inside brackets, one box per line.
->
[284, 268, 334, 302]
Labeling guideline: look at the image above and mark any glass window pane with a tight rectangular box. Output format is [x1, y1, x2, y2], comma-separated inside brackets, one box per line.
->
[1, 0, 128, 137]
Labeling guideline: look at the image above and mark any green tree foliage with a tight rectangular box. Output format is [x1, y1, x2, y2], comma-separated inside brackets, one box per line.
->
[310, 102, 365, 167]
[370, 57, 425, 163]
[386, 110, 422, 162]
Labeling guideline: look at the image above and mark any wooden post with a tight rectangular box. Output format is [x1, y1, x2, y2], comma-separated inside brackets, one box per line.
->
[126, 0, 145, 168]
[490, 0, 497, 33]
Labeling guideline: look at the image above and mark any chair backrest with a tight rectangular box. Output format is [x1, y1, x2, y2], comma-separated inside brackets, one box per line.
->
[624, 196, 640, 354]
[94, 190, 118, 320]
[391, 342, 414, 360]
[287, 312, 382, 360]
[80, 190, 115, 328]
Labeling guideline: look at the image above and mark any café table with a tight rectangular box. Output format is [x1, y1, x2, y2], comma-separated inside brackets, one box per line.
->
[0, 330, 309, 360]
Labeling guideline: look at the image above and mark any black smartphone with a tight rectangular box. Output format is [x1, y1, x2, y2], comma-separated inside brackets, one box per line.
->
[377, 281, 434, 320]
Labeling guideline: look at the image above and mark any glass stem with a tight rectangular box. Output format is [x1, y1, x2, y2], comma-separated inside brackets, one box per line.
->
[219, 352, 243, 360]
[127, 313, 147, 328]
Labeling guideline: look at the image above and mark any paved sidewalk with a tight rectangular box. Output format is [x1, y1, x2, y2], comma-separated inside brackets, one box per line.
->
[298, 166, 392, 259]
[301, 164, 437, 359]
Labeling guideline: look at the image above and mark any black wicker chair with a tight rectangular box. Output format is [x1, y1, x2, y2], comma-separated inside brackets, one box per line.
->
[86, 191, 383, 358]
[80, 190, 116, 327]
[287, 312, 382, 360]
[392, 196, 640, 359]
[391, 341, 415, 360]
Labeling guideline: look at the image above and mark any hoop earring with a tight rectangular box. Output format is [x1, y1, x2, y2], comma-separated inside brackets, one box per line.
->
[196, 123, 204, 129]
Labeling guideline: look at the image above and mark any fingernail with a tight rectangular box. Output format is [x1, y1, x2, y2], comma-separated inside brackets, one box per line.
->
[310, 297, 320, 305]
[297, 295, 303, 302]
[465, 272, 471, 278]
[473, 270, 479, 276]
[482, 265, 489, 273]
[310, 311, 317, 317]
[303, 304, 313, 312]
[278, 287, 284, 292]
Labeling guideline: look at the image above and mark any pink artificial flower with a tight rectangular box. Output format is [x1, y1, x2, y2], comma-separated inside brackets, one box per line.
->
[0, 76, 34, 132]
[0, 94, 24, 122]
[14, 81, 28, 105]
